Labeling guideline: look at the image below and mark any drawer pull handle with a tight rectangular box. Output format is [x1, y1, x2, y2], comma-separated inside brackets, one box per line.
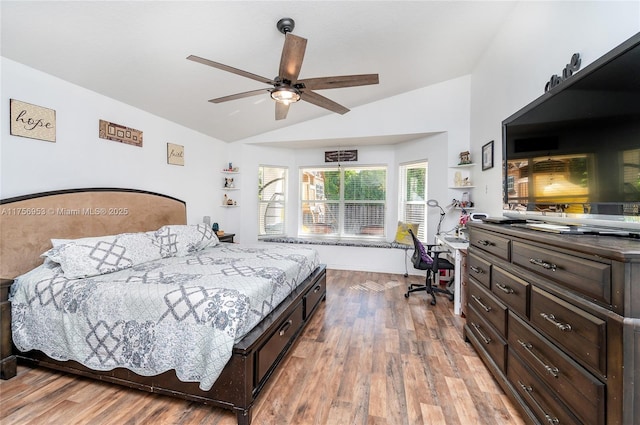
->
[477, 239, 493, 247]
[471, 322, 492, 344]
[471, 294, 492, 312]
[470, 266, 484, 274]
[495, 283, 514, 294]
[278, 319, 293, 337]
[517, 339, 560, 378]
[313, 284, 322, 293]
[540, 313, 572, 332]
[529, 258, 557, 272]
[517, 381, 560, 424]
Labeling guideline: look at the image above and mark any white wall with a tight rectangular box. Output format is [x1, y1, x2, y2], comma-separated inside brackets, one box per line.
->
[3, 2, 637, 274]
[1, 58, 226, 226]
[469, 1, 640, 216]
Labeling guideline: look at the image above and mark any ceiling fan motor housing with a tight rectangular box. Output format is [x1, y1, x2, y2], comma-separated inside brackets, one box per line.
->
[276, 18, 295, 34]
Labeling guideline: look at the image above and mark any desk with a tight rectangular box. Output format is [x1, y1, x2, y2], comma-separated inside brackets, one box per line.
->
[435, 235, 469, 315]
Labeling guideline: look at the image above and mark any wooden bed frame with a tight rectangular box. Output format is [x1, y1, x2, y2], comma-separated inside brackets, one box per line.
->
[0, 188, 327, 425]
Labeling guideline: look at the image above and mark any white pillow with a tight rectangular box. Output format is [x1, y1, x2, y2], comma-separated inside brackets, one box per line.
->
[154, 224, 219, 257]
[43, 232, 162, 278]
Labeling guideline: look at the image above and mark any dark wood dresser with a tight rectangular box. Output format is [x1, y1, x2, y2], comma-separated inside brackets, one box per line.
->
[464, 222, 640, 425]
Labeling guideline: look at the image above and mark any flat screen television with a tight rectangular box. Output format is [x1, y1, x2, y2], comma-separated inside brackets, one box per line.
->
[502, 32, 640, 232]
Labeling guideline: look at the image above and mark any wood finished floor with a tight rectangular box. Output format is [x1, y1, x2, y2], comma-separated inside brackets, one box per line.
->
[0, 269, 525, 425]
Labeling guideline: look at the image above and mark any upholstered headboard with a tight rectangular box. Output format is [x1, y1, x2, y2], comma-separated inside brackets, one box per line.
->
[0, 188, 187, 279]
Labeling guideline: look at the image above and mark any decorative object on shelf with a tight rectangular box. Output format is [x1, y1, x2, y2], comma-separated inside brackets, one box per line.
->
[167, 143, 184, 166]
[325, 149, 358, 163]
[459, 151, 471, 165]
[544, 53, 581, 93]
[482, 140, 494, 171]
[451, 197, 474, 209]
[223, 162, 239, 172]
[224, 177, 234, 188]
[98, 119, 143, 147]
[427, 199, 446, 235]
[212, 222, 219, 232]
[454, 171, 462, 187]
[10, 99, 56, 143]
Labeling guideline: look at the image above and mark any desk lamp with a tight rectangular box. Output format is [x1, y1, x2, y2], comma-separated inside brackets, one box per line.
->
[427, 199, 446, 236]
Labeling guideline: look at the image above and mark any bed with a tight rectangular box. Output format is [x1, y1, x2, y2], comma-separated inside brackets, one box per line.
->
[0, 188, 327, 425]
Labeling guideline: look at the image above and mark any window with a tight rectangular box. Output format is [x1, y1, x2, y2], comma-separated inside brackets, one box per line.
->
[398, 161, 428, 240]
[258, 166, 287, 237]
[300, 166, 386, 238]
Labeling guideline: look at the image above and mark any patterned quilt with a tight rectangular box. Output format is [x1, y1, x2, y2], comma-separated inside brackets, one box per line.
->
[10, 243, 320, 391]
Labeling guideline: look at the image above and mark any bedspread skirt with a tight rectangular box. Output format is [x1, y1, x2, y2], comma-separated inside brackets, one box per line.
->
[10, 244, 320, 390]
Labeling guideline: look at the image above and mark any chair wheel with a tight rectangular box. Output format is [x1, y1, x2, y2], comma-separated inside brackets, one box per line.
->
[449, 294, 455, 301]
[404, 293, 409, 298]
[430, 300, 436, 306]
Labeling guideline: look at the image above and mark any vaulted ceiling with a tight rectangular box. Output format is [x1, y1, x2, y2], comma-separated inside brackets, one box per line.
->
[1, 1, 517, 142]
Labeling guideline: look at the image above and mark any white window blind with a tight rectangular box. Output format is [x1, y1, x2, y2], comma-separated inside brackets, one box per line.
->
[399, 161, 428, 240]
[300, 166, 386, 238]
[259, 166, 287, 236]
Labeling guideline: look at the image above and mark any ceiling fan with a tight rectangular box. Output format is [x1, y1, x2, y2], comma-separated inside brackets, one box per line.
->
[187, 18, 379, 120]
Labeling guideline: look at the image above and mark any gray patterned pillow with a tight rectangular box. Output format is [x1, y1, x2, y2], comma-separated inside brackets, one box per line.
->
[154, 224, 219, 257]
[43, 232, 162, 278]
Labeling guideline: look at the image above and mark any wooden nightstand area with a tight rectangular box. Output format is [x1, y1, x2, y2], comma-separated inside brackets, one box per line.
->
[217, 233, 235, 243]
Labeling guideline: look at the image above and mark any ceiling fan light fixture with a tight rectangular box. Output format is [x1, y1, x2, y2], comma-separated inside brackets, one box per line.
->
[270, 86, 301, 104]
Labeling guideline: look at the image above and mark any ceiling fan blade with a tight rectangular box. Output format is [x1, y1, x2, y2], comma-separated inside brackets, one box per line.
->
[279, 33, 307, 82]
[209, 88, 271, 103]
[187, 55, 275, 85]
[297, 74, 379, 90]
[275, 102, 290, 120]
[300, 90, 350, 115]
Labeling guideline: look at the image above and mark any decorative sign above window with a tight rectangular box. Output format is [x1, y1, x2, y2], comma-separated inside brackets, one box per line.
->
[98, 119, 143, 147]
[325, 149, 358, 163]
[544, 53, 581, 93]
[10, 99, 56, 143]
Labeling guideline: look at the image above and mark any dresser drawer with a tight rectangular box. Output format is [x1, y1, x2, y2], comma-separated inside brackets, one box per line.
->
[468, 251, 492, 289]
[468, 279, 507, 337]
[491, 266, 529, 319]
[304, 276, 325, 319]
[256, 301, 304, 383]
[467, 304, 507, 372]
[469, 228, 510, 261]
[508, 350, 582, 425]
[530, 287, 606, 376]
[512, 241, 611, 305]
[509, 312, 605, 425]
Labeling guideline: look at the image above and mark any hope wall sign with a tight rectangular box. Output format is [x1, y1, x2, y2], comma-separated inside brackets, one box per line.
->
[10, 99, 56, 143]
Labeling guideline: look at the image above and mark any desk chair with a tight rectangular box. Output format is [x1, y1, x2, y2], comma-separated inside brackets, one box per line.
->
[404, 229, 455, 305]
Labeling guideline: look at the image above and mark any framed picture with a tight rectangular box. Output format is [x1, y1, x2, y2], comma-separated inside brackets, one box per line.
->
[167, 143, 184, 166]
[10, 99, 56, 142]
[482, 140, 494, 170]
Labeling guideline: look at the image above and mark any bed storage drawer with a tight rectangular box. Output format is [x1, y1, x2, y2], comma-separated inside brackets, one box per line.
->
[530, 286, 606, 376]
[468, 252, 492, 289]
[512, 241, 611, 305]
[508, 349, 582, 425]
[256, 301, 304, 383]
[508, 312, 605, 425]
[467, 303, 507, 372]
[303, 275, 325, 319]
[491, 266, 529, 319]
[470, 228, 510, 261]
[468, 279, 507, 337]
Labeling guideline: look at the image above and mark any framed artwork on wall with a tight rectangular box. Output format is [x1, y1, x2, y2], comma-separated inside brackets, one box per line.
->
[167, 143, 184, 166]
[482, 140, 494, 171]
[10, 99, 56, 142]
